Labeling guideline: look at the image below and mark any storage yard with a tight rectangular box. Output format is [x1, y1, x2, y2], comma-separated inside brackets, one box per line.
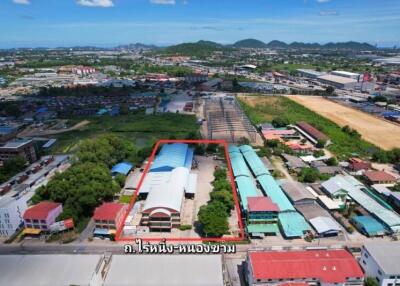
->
[289, 95, 400, 150]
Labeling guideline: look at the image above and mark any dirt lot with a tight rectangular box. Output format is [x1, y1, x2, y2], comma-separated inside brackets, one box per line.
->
[289, 95, 400, 150]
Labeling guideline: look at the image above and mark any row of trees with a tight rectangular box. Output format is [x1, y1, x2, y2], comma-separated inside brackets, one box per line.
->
[0, 156, 27, 184]
[32, 134, 139, 230]
[198, 168, 234, 237]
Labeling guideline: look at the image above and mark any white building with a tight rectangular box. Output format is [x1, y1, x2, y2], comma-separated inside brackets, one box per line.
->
[317, 74, 358, 90]
[0, 192, 29, 237]
[360, 242, 400, 286]
[331, 70, 361, 80]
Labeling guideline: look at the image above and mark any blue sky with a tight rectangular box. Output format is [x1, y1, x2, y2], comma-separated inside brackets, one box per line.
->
[0, 0, 399, 48]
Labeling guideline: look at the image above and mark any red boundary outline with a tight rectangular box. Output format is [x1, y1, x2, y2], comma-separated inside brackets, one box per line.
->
[115, 139, 245, 242]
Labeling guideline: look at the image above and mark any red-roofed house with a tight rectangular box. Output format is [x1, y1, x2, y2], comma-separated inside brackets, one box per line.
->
[295, 122, 329, 145]
[364, 171, 397, 184]
[348, 158, 371, 172]
[23, 201, 62, 231]
[93, 202, 127, 230]
[247, 197, 279, 222]
[246, 249, 364, 286]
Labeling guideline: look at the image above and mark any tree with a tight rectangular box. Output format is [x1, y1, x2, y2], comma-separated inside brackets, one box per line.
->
[326, 86, 335, 95]
[198, 201, 229, 237]
[313, 149, 325, 158]
[210, 190, 235, 212]
[298, 168, 320, 183]
[213, 168, 227, 181]
[316, 139, 326, 148]
[237, 137, 250, 145]
[326, 157, 338, 166]
[364, 277, 379, 286]
[212, 178, 232, 192]
[206, 143, 218, 153]
[114, 174, 126, 188]
[271, 117, 290, 128]
[266, 139, 279, 148]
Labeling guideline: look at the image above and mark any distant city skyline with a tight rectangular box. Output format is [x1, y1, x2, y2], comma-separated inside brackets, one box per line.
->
[0, 0, 399, 48]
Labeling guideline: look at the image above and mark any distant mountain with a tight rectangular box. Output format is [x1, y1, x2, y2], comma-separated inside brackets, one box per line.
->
[115, 43, 157, 50]
[163, 40, 232, 57]
[265, 40, 288, 49]
[233, 39, 267, 48]
[322, 41, 375, 50]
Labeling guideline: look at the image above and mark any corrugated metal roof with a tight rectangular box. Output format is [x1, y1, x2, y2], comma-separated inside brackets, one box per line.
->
[278, 212, 310, 237]
[363, 242, 400, 274]
[150, 143, 193, 172]
[229, 152, 251, 178]
[143, 167, 189, 212]
[235, 176, 258, 209]
[111, 162, 133, 176]
[309, 216, 341, 235]
[239, 145, 270, 177]
[257, 175, 295, 212]
[324, 175, 400, 232]
[351, 216, 386, 236]
[249, 249, 363, 283]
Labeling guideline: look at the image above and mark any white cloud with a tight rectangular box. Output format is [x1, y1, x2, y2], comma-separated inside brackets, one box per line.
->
[76, 0, 114, 7]
[13, 0, 30, 4]
[150, 0, 176, 5]
[317, 0, 331, 3]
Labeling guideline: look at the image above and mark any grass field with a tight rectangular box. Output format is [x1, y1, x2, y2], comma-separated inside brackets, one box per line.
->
[238, 95, 378, 159]
[51, 112, 199, 154]
[290, 96, 400, 151]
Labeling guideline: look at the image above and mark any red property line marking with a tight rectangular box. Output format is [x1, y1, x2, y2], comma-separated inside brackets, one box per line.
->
[115, 139, 245, 242]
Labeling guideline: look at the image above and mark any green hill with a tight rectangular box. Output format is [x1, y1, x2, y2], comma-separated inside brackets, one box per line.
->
[233, 39, 267, 48]
[162, 40, 232, 57]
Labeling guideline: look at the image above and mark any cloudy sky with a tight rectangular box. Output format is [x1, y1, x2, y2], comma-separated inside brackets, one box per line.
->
[1, 0, 399, 48]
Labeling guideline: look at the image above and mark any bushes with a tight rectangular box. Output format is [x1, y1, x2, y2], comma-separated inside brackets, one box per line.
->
[179, 224, 192, 231]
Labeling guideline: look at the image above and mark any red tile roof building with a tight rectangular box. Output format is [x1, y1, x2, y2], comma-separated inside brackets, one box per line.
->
[248, 197, 280, 212]
[247, 197, 279, 225]
[296, 122, 329, 144]
[93, 202, 127, 230]
[246, 249, 364, 286]
[364, 171, 397, 184]
[348, 158, 372, 172]
[23, 201, 63, 231]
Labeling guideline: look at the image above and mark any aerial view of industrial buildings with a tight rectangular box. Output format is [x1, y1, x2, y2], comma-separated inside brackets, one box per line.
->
[1, 0, 400, 285]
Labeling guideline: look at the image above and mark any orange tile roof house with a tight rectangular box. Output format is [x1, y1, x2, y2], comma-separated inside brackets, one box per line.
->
[364, 171, 397, 184]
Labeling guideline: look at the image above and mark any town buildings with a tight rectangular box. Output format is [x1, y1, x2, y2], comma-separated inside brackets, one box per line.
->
[246, 249, 364, 286]
[360, 242, 400, 286]
[23, 201, 63, 233]
[93, 202, 127, 235]
[0, 139, 37, 163]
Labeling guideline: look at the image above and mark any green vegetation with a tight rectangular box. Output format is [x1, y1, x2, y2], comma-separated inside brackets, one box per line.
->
[239, 96, 376, 159]
[179, 224, 192, 231]
[326, 157, 339, 166]
[32, 134, 136, 231]
[0, 156, 27, 184]
[52, 112, 199, 154]
[372, 148, 400, 165]
[297, 167, 330, 183]
[119, 195, 132, 204]
[161, 40, 233, 58]
[197, 168, 234, 237]
[364, 277, 379, 286]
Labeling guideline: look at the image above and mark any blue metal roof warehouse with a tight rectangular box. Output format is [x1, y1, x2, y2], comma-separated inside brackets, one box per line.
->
[150, 143, 194, 172]
[111, 162, 133, 176]
[350, 215, 387, 237]
[228, 144, 310, 238]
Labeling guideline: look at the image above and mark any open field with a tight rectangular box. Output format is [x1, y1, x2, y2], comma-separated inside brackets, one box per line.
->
[238, 95, 378, 159]
[289, 96, 400, 150]
[50, 112, 199, 154]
